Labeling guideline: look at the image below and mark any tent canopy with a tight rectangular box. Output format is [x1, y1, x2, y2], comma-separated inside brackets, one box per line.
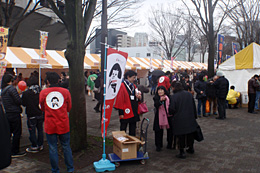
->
[219, 42, 260, 71]
[2, 47, 207, 70]
[219, 42, 260, 100]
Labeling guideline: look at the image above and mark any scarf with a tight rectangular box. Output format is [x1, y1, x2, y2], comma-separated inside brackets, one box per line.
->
[158, 95, 170, 129]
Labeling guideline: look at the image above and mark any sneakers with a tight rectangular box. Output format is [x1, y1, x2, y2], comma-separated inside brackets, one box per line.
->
[12, 151, 27, 158]
[26, 147, 39, 153]
[38, 145, 44, 151]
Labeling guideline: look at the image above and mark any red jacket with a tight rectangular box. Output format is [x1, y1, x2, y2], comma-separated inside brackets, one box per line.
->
[39, 87, 72, 134]
[114, 82, 135, 120]
[157, 76, 171, 90]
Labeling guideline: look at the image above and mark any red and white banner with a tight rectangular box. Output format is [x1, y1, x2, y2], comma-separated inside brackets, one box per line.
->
[101, 48, 128, 136]
[40, 31, 48, 58]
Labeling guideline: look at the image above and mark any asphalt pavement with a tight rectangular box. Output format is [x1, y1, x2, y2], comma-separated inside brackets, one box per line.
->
[2, 91, 260, 173]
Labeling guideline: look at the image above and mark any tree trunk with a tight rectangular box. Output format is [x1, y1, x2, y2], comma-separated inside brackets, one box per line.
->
[207, 0, 215, 78]
[66, 43, 87, 151]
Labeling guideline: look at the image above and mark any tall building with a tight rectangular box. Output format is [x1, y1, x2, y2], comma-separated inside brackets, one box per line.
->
[134, 33, 148, 47]
[117, 34, 135, 47]
[90, 29, 126, 54]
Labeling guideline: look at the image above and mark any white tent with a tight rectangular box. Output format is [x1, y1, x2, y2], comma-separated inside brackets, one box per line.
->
[219, 42, 260, 103]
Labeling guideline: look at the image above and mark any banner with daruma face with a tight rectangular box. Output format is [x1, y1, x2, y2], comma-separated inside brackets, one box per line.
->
[101, 48, 128, 136]
[0, 27, 9, 60]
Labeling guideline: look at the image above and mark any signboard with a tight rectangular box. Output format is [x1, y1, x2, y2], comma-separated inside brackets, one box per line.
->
[0, 27, 9, 60]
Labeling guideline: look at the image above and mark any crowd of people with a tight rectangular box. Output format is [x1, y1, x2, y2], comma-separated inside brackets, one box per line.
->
[2, 67, 258, 171]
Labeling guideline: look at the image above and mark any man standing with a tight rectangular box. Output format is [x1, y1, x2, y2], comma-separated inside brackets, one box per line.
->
[39, 72, 74, 173]
[213, 71, 229, 120]
[248, 74, 259, 114]
[1, 73, 26, 157]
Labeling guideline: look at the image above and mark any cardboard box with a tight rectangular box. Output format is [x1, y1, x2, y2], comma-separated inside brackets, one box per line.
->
[112, 131, 142, 160]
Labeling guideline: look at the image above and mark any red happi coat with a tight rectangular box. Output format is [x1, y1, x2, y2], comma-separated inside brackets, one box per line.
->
[114, 82, 136, 120]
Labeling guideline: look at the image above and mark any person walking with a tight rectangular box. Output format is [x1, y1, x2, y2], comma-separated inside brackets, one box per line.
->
[114, 70, 141, 136]
[153, 86, 173, 152]
[169, 82, 198, 159]
[22, 75, 44, 153]
[1, 73, 26, 157]
[87, 72, 98, 101]
[194, 74, 207, 117]
[213, 71, 229, 119]
[39, 72, 74, 173]
[248, 74, 259, 114]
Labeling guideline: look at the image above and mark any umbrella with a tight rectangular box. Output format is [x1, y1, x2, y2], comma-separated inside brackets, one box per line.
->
[152, 70, 165, 77]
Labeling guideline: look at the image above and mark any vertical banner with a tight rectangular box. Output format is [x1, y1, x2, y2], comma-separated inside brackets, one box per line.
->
[150, 58, 153, 71]
[232, 42, 238, 55]
[101, 48, 128, 136]
[0, 27, 9, 60]
[217, 34, 224, 65]
[170, 57, 173, 69]
[39, 31, 48, 58]
[0, 61, 7, 87]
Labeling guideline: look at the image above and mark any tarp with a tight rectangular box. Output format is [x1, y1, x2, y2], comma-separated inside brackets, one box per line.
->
[219, 42, 260, 103]
[1, 47, 207, 70]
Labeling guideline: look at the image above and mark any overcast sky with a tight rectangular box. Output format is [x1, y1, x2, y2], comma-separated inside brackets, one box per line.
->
[124, 0, 184, 36]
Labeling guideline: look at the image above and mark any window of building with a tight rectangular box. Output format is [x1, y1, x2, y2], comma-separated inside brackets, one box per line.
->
[136, 53, 140, 57]
[147, 53, 151, 57]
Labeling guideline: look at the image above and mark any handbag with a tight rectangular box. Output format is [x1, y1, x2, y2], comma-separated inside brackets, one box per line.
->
[138, 102, 149, 114]
[194, 125, 204, 142]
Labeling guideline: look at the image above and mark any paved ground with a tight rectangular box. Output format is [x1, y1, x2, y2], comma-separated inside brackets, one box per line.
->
[2, 91, 260, 173]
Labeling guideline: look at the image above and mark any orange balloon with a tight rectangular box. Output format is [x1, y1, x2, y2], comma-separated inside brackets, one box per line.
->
[18, 81, 27, 91]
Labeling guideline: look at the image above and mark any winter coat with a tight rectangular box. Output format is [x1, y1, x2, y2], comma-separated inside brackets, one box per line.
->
[169, 90, 198, 135]
[0, 102, 11, 170]
[206, 81, 216, 98]
[22, 85, 42, 117]
[248, 77, 259, 94]
[194, 75, 207, 99]
[214, 76, 229, 99]
[1, 85, 22, 114]
[226, 89, 240, 104]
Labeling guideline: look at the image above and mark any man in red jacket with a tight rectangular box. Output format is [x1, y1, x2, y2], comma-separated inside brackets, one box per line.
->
[39, 72, 74, 173]
[157, 71, 171, 91]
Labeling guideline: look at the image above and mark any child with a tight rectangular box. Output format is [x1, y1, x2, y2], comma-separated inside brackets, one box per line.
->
[153, 86, 173, 152]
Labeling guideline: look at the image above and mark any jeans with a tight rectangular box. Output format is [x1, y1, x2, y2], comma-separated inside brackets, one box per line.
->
[255, 91, 260, 109]
[27, 115, 44, 148]
[46, 132, 74, 173]
[197, 99, 206, 116]
[6, 113, 22, 154]
[151, 84, 157, 94]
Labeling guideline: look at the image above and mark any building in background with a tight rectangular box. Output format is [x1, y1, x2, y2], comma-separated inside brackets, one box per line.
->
[134, 32, 148, 47]
[117, 34, 135, 47]
[90, 29, 126, 54]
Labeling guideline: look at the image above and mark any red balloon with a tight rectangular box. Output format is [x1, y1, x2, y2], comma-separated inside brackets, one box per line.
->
[18, 81, 27, 91]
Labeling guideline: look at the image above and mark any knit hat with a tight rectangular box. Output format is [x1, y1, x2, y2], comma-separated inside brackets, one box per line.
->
[216, 71, 224, 77]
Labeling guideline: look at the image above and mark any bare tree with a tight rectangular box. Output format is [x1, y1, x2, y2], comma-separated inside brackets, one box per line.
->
[222, 0, 260, 48]
[0, 0, 42, 46]
[148, 5, 187, 60]
[182, 0, 230, 77]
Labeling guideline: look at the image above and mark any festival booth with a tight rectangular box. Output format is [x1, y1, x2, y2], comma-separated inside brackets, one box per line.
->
[1, 46, 207, 83]
[219, 42, 260, 104]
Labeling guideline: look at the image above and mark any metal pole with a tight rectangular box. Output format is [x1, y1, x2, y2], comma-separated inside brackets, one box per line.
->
[101, 0, 107, 160]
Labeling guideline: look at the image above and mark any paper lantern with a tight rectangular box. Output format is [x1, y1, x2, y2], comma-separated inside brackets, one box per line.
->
[18, 81, 27, 91]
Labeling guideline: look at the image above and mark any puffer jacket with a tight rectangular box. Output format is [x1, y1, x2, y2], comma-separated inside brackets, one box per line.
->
[194, 74, 207, 99]
[1, 85, 22, 114]
[248, 77, 259, 94]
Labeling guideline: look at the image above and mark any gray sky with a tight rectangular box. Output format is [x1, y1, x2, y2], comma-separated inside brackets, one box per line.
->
[125, 0, 183, 36]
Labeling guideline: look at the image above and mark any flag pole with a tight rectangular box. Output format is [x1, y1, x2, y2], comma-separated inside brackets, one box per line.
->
[93, 0, 115, 171]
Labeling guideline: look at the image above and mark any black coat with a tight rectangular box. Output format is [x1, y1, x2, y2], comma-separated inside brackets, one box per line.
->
[0, 102, 11, 170]
[206, 82, 216, 98]
[1, 85, 22, 114]
[194, 80, 207, 99]
[153, 95, 169, 131]
[22, 85, 42, 117]
[169, 90, 198, 135]
[214, 77, 229, 99]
